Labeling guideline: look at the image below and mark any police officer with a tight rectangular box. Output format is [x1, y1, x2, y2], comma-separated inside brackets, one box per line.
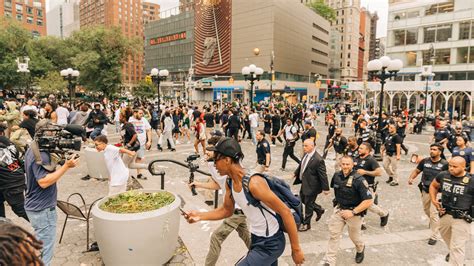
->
[354, 142, 389, 229]
[345, 136, 359, 159]
[447, 123, 469, 153]
[381, 124, 402, 186]
[430, 156, 474, 265]
[323, 156, 373, 266]
[325, 128, 347, 172]
[254, 130, 271, 173]
[408, 143, 448, 245]
[452, 135, 474, 174]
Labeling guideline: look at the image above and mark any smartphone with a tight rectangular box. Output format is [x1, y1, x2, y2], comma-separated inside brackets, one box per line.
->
[179, 208, 189, 218]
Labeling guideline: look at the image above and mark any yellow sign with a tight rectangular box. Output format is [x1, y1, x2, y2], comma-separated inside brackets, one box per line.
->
[229, 77, 234, 84]
[315, 80, 321, 88]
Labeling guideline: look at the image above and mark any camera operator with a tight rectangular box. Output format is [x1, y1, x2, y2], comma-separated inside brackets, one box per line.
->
[23, 120, 79, 265]
[189, 134, 250, 266]
[0, 124, 29, 221]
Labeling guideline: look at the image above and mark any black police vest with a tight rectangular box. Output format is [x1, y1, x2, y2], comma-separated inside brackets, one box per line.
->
[333, 171, 363, 208]
[384, 134, 397, 154]
[421, 159, 448, 190]
[345, 147, 359, 158]
[441, 174, 474, 211]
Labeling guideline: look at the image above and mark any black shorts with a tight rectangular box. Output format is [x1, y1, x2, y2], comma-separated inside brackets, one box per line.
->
[272, 127, 280, 136]
[150, 120, 159, 130]
[172, 128, 180, 134]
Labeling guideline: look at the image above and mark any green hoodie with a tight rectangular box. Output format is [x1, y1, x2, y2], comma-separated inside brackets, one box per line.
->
[0, 101, 21, 128]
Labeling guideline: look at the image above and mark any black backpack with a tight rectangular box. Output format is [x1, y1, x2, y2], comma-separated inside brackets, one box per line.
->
[226, 173, 302, 236]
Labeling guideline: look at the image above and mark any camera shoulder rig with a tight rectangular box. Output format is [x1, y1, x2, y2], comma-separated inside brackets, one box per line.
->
[30, 141, 57, 172]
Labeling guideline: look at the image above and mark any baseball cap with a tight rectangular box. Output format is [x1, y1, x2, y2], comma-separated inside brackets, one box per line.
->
[206, 137, 242, 159]
[304, 120, 312, 125]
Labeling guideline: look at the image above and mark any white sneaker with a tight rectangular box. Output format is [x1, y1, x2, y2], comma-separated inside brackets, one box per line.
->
[176, 140, 181, 145]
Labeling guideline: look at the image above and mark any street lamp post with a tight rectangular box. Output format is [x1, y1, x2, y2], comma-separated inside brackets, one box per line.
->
[60, 68, 80, 108]
[150, 68, 169, 109]
[241, 64, 263, 107]
[367, 56, 403, 160]
[421, 66, 435, 120]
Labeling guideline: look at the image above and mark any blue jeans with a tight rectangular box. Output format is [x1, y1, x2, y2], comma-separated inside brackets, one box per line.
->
[26, 208, 57, 266]
[237, 230, 285, 266]
[251, 127, 258, 145]
[90, 125, 104, 140]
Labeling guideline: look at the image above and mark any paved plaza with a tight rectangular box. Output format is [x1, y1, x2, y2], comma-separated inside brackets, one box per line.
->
[6, 118, 474, 265]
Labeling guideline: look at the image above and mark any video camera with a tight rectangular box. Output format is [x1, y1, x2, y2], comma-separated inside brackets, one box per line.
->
[186, 154, 200, 163]
[185, 154, 200, 196]
[35, 123, 83, 161]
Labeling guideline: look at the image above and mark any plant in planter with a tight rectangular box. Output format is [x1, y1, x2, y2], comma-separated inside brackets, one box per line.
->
[91, 190, 181, 265]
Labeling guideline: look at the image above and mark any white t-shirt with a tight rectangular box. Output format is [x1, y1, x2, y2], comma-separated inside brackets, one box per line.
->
[104, 145, 129, 186]
[284, 125, 297, 140]
[56, 106, 70, 125]
[249, 113, 259, 128]
[114, 109, 121, 122]
[128, 117, 151, 145]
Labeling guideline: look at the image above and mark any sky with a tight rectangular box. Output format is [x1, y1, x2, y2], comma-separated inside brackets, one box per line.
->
[361, 0, 389, 38]
[47, 0, 388, 37]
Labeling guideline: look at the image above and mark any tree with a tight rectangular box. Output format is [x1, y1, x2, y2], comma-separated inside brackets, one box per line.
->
[134, 80, 156, 99]
[307, 0, 336, 22]
[35, 71, 68, 96]
[67, 26, 143, 98]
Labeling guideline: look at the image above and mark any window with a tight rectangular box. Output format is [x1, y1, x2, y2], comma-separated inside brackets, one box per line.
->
[406, 51, 417, 66]
[436, 24, 452, 42]
[459, 21, 471, 40]
[37, 19, 43, 26]
[470, 47, 474, 63]
[424, 26, 436, 43]
[434, 48, 451, 64]
[26, 16, 33, 24]
[4, 0, 12, 8]
[394, 29, 405, 46]
[37, 9, 43, 17]
[26, 6, 33, 14]
[32, 31, 40, 38]
[406, 28, 418, 44]
[425, 1, 454, 16]
[15, 3, 22, 12]
[16, 14, 22, 21]
[457, 47, 469, 63]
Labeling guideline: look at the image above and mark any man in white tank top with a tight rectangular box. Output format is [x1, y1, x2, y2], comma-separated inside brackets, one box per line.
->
[189, 135, 251, 266]
[184, 137, 305, 266]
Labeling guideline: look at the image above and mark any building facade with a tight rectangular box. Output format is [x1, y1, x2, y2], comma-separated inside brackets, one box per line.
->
[80, 0, 143, 86]
[1, 0, 46, 37]
[326, 0, 363, 82]
[144, 0, 331, 103]
[142, 1, 160, 25]
[46, 0, 80, 38]
[368, 11, 379, 60]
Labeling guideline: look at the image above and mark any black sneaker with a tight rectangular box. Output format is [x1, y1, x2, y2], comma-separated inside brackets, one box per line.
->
[427, 238, 437, 245]
[390, 181, 399, 186]
[445, 253, 450, 262]
[361, 224, 367, 230]
[385, 177, 393, 184]
[137, 174, 147, 180]
[355, 246, 365, 264]
[380, 213, 389, 226]
[315, 209, 325, 222]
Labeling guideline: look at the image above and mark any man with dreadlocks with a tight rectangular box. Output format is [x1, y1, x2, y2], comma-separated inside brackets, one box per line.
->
[0, 220, 43, 265]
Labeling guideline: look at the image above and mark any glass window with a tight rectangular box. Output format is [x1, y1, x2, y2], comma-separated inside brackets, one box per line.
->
[15, 3, 22, 12]
[32, 31, 40, 38]
[470, 47, 474, 63]
[451, 72, 467, 80]
[16, 14, 22, 21]
[4, 0, 12, 8]
[424, 26, 436, 43]
[468, 72, 474, 80]
[435, 48, 451, 64]
[37, 19, 43, 26]
[457, 47, 469, 63]
[459, 21, 471, 40]
[406, 28, 418, 44]
[406, 51, 417, 66]
[407, 11, 419, 18]
[26, 16, 33, 24]
[436, 24, 452, 42]
[394, 30, 405, 46]
[26, 6, 33, 14]
[37, 9, 43, 17]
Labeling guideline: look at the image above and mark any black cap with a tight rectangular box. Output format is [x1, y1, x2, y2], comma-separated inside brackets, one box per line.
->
[206, 137, 242, 159]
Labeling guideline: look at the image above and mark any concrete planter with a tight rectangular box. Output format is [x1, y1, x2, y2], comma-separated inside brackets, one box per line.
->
[91, 190, 181, 265]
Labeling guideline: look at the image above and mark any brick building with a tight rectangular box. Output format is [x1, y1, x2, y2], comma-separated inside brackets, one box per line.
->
[142, 1, 160, 25]
[80, 0, 143, 86]
[1, 0, 47, 37]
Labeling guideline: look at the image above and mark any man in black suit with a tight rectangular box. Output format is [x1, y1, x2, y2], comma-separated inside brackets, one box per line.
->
[294, 139, 330, 231]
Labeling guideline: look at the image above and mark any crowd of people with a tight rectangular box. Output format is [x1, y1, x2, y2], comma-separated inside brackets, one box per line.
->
[1, 95, 474, 265]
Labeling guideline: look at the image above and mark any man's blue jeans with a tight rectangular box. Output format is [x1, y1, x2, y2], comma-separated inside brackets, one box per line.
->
[251, 127, 258, 145]
[26, 208, 57, 266]
[90, 125, 104, 140]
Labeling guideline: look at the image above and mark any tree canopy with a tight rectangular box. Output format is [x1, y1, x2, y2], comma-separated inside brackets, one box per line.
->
[0, 18, 143, 98]
[307, 0, 337, 22]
